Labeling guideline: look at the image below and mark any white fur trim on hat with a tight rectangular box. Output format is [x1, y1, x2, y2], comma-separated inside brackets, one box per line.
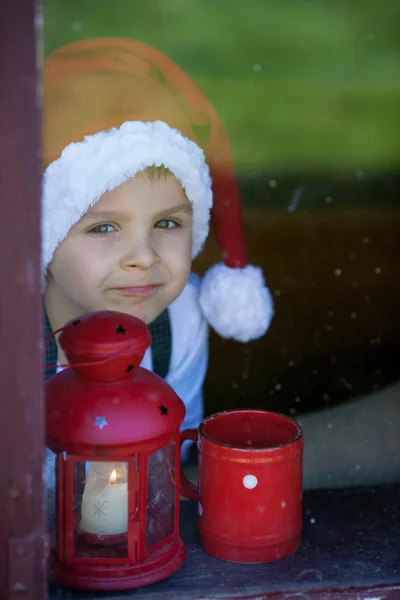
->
[42, 120, 212, 278]
[199, 264, 274, 342]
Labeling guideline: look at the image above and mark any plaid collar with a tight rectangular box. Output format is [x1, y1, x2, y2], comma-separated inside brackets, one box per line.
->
[44, 309, 171, 381]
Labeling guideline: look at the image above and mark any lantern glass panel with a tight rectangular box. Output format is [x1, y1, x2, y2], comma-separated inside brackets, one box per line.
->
[146, 441, 176, 550]
[73, 460, 129, 559]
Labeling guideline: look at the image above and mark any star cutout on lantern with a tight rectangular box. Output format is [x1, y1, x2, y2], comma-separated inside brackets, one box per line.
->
[159, 404, 168, 416]
[95, 416, 108, 430]
[115, 325, 127, 334]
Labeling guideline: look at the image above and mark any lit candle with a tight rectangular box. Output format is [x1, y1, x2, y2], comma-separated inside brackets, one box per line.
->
[80, 462, 128, 536]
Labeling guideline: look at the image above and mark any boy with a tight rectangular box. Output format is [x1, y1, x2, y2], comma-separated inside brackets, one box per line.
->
[43, 38, 274, 487]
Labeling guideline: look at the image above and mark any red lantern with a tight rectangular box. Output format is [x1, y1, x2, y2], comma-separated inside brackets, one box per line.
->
[45, 311, 186, 591]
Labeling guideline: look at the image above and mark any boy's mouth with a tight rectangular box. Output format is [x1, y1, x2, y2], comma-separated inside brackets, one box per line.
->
[114, 284, 162, 296]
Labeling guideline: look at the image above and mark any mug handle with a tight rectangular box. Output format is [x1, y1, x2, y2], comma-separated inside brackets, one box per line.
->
[179, 428, 199, 500]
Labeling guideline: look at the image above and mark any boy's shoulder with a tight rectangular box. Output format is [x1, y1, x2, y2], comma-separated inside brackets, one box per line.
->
[185, 271, 202, 295]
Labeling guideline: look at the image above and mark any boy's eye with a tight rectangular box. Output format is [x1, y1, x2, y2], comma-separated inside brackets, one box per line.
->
[88, 224, 115, 235]
[155, 219, 179, 230]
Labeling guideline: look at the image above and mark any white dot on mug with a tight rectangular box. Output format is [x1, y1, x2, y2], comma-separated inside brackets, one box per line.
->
[198, 502, 203, 516]
[243, 474, 258, 489]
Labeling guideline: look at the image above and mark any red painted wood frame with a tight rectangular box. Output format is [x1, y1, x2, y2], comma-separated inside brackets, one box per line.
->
[0, 1, 47, 599]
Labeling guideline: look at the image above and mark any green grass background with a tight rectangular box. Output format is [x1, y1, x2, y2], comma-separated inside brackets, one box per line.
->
[43, 0, 400, 173]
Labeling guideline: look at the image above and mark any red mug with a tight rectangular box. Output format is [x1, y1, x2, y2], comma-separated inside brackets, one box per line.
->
[180, 409, 303, 563]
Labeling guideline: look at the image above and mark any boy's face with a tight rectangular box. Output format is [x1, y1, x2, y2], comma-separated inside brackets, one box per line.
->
[45, 173, 193, 325]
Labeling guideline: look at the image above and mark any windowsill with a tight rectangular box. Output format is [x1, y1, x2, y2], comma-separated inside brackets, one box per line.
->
[49, 483, 400, 599]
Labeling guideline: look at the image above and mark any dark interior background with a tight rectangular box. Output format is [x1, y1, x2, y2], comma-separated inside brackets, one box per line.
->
[194, 173, 399, 418]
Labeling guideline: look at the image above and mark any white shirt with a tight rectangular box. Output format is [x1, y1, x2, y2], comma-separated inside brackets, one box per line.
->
[146, 272, 208, 431]
[44, 272, 208, 491]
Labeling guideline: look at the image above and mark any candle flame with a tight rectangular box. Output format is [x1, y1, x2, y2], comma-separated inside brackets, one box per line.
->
[110, 470, 117, 484]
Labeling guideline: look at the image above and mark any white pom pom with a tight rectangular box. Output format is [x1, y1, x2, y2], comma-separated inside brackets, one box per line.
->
[199, 263, 274, 342]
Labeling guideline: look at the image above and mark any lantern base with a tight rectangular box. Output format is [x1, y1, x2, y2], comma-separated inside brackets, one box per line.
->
[75, 524, 128, 547]
[48, 537, 186, 591]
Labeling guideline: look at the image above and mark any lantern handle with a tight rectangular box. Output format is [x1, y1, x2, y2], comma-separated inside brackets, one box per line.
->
[44, 326, 141, 371]
[179, 429, 199, 500]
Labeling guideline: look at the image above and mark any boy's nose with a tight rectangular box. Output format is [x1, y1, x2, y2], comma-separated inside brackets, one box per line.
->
[120, 240, 161, 271]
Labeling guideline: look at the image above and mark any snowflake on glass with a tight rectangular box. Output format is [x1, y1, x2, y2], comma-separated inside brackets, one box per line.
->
[160, 502, 173, 516]
[150, 488, 165, 508]
[145, 442, 176, 547]
[148, 448, 175, 482]
[92, 499, 108, 518]
[149, 461, 168, 481]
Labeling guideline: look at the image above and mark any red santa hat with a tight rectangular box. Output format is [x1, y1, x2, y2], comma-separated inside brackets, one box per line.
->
[43, 37, 273, 343]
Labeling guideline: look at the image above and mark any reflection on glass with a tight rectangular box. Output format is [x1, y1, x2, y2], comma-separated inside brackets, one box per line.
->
[146, 442, 176, 550]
